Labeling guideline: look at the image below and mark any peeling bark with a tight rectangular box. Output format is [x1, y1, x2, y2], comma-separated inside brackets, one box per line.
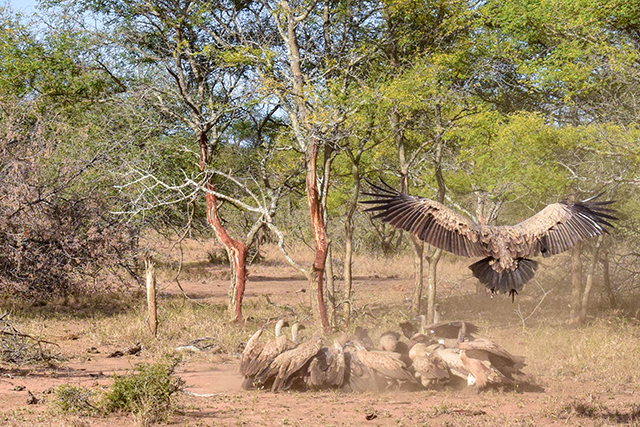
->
[306, 141, 330, 331]
[145, 256, 158, 337]
[411, 238, 425, 314]
[205, 183, 248, 323]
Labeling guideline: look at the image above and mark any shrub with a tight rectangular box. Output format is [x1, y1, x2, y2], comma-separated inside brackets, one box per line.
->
[103, 358, 184, 425]
[55, 384, 97, 414]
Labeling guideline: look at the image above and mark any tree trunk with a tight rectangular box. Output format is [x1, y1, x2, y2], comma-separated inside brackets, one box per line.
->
[206, 185, 248, 323]
[306, 141, 330, 331]
[197, 126, 248, 323]
[321, 140, 336, 329]
[282, 3, 329, 331]
[579, 236, 603, 323]
[411, 237, 425, 314]
[325, 242, 336, 328]
[343, 228, 354, 327]
[426, 246, 443, 323]
[569, 242, 583, 322]
[425, 114, 446, 323]
[600, 237, 616, 308]
[343, 157, 360, 328]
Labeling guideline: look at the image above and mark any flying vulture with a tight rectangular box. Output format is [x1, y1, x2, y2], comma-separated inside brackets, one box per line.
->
[363, 182, 617, 298]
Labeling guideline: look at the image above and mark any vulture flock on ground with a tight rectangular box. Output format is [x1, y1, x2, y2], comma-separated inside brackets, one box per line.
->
[240, 317, 527, 393]
[362, 182, 617, 299]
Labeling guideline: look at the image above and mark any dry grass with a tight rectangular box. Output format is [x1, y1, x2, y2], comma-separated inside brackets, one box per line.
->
[2, 239, 640, 426]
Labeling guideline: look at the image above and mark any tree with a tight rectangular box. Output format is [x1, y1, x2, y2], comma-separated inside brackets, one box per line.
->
[244, 0, 382, 330]
[50, 0, 276, 321]
[360, 0, 488, 321]
[0, 6, 140, 297]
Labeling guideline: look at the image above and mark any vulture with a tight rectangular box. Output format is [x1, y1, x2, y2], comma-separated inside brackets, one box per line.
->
[408, 342, 451, 389]
[456, 321, 525, 389]
[306, 338, 347, 390]
[260, 336, 324, 392]
[344, 340, 418, 392]
[415, 315, 479, 340]
[399, 320, 419, 340]
[432, 345, 471, 385]
[457, 339, 525, 383]
[241, 320, 299, 390]
[363, 182, 617, 298]
[379, 331, 411, 367]
[343, 341, 380, 392]
[459, 349, 512, 389]
[354, 326, 375, 350]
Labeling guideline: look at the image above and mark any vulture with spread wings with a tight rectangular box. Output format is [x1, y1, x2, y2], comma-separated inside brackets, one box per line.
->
[363, 182, 617, 298]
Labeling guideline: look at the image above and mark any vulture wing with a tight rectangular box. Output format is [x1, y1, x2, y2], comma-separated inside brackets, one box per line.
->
[362, 183, 485, 257]
[240, 327, 265, 376]
[306, 339, 346, 389]
[267, 336, 323, 392]
[425, 321, 479, 339]
[460, 349, 511, 389]
[344, 343, 379, 392]
[510, 199, 617, 258]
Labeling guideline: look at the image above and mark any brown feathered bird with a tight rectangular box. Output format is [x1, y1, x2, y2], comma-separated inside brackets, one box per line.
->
[363, 182, 617, 298]
[345, 340, 418, 391]
[260, 336, 323, 392]
[458, 339, 525, 381]
[241, 319, 297, 389]
[408, 343, 451, 389]
[306, 338, 347, 390]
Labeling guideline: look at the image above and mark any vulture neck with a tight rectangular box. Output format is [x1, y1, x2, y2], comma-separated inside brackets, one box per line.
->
[417, 315, 427, 335]
[457, 321, 467, 343]
[275, 319, 286, 338]
[291, 323, 302, 344]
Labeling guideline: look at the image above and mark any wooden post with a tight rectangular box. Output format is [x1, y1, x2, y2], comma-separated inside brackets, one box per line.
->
[145, 256, 158, 336]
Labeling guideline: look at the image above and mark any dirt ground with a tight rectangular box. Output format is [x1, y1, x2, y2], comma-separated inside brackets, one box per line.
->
[1, 257, 640, 427]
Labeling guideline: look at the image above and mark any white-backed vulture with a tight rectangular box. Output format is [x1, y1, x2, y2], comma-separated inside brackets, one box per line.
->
[459, 349, 512, 389]
[354, 326, 375, 350]
[260, 336, 323, 392]
[241, 320, 296, 389]
[432, 345, 471, 383]
[458, 339, 525, 381]
[363, 182, 617, 298]
[415, 315, 479, 339]
[409, 343, 451, 388]
[345, 340, 418, 392]
[343, 341, 379, 392]
[399, 320, 419, 340]
[379, 331, 400, 352]
[379, 331, 411, 367]
[240, 324, 266, 377]
[306, 338, 347, 390]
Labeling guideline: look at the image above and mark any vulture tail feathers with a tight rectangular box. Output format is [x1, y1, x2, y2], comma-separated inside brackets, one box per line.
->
[469, 257, 538, 297]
